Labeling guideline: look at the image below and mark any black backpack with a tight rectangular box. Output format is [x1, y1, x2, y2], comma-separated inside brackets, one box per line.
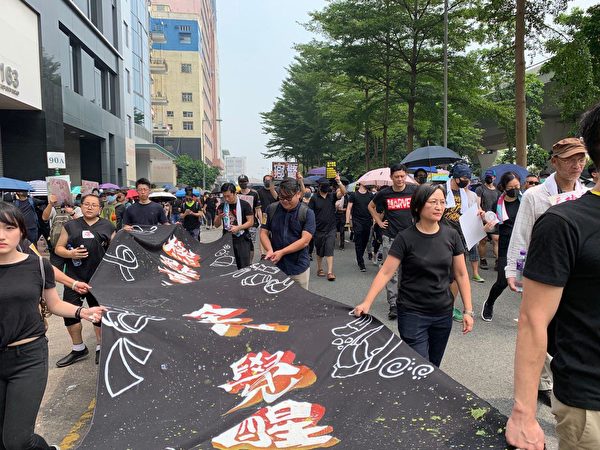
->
[266, 201, 309, 227]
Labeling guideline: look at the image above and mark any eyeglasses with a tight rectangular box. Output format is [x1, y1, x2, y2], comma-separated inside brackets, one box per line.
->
[426, 200, 446, 207]
[137, 187, 150, 192]
[557, 155, 587, 166]
[279, 193, 296, 202]
[82, 203, 99, 209]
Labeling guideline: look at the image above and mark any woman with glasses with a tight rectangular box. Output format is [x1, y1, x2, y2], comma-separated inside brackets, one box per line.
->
[481, 172, 522, 321]
[0, 202, 106, 450]
[353, 184, 474, 367]
[53, 194, 115, 367]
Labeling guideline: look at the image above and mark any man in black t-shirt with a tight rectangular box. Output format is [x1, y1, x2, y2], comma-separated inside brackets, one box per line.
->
[308, 174, 346, 281]
[214, 183, 254, 269]
[257, 174, 279, 257]
[346, 183, 373, 272]
[180, 187, 204, 240]
[54, 194, 115, 367]
[368, 163, 416, 319]
[238, 174, 262, 261]
[475, 169, 500, 269]
[122, 178, 169, 229]
[506, 103, 600, 449]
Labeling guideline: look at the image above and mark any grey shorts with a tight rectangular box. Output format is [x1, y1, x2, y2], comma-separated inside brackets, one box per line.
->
[314, 229, 336, 257]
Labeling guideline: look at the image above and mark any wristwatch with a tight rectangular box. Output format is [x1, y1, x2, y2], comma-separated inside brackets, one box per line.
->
[463, 310, 474, 317]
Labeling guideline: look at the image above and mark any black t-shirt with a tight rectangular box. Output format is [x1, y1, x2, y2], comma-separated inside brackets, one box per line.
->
[64, 217, 114, 281]
[308, 192, 338, 233]
[388, 224, 465, 314]
[123, 201, 168, 226]
[257, 186, 277, 211]
[239, 189, 262, 227]
[205, 197, 218, 213]
[181, 200, 201, 230]
[14, 198, 38, 230]
[348, 191, 374, 224]
[498, 199, 520, 256]
[476, 184, 500, 212]
[372, 185, 417, 238]
[0, 254, 55, 347]
[217, 198, 253, 240]
[523, 192, 600, 410]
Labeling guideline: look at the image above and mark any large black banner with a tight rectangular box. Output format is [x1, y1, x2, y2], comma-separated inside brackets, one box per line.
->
[79, 225, 508, 449]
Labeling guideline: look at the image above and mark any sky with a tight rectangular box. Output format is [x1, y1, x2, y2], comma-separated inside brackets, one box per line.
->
[216, 0, 596, 179]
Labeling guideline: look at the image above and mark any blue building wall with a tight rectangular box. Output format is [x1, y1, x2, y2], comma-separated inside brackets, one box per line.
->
[150, 18, 201, 52]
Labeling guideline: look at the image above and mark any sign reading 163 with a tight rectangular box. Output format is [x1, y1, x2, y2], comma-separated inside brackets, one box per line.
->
[0, 63, 19, 89]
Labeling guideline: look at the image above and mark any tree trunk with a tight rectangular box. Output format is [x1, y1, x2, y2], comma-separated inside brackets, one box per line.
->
[365, 88, 370, 171]
[515, 0, 527, 167]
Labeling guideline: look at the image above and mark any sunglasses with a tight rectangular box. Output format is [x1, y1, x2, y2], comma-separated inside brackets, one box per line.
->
[526, 181, 540, 186]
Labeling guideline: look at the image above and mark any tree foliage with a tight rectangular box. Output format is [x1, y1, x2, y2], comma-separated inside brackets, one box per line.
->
[175, 155, 219, 189]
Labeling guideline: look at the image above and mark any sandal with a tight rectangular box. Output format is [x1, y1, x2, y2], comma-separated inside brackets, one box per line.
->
[327, 272, 336, 281]
[317, 269, 325, 277]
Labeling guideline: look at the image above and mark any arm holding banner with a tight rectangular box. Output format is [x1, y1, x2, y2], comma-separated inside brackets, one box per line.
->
[352, 255, 401, 316]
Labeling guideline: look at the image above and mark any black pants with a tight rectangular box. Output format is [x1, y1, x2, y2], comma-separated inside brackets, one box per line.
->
[0, 337, 52, 450]
[335, 213, 346, 249]
[232, 235, 252, 269]
[485, 256, 508, 307]
[353, 220, 371, 268]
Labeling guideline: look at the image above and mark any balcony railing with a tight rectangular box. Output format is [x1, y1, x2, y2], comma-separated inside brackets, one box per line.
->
[150, 58, 168, 74]
[151, 92, 168, 105]
[152, 124, 171, 137]
[150, 30, 166, 43]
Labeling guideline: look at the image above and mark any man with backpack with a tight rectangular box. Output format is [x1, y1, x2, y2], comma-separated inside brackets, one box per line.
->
[261, 178, 316, 290]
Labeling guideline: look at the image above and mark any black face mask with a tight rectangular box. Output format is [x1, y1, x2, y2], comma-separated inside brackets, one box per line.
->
[416, 176, 427, 184]
[320, 184, 331, 193]
[264, 180, 271, 188]
[485, 176, 494, 184]
[457, 179, 469, 189]
[505, 188, 519, 198]
[239, 182, 248, 190]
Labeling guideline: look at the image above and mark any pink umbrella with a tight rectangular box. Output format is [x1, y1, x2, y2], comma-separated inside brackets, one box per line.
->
[357, 168, 416, 187]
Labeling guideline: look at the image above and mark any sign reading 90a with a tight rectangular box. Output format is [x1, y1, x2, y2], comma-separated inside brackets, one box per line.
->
[0, 63, 19, 89]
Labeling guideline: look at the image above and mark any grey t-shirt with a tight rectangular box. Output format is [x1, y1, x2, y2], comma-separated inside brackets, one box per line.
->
[476, 184, 500, 212]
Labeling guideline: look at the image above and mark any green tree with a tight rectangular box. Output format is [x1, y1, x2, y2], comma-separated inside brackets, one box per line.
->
[541, 5, 600, 126]
[175, 155, 219, 189]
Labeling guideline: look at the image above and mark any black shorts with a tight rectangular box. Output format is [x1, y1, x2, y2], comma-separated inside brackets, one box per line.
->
[63, 287, 101, 327]
[314, 229, 336, 257]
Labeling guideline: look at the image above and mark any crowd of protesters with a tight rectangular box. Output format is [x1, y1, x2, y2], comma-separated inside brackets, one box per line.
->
[1, 101, 600, 449]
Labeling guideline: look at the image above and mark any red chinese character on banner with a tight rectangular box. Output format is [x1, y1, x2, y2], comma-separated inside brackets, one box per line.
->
[219, 350, 316, 413]
[184, 304, 289, 337]
[162, 236, 200, 267]
[212, 400, 340, 449]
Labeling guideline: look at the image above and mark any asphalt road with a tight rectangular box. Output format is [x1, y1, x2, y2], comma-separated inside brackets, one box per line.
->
[37, 228, 558, 449]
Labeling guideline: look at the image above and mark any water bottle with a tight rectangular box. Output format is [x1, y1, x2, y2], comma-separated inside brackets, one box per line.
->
[67, 244, 82, 267]
[515, 249, 527, 293]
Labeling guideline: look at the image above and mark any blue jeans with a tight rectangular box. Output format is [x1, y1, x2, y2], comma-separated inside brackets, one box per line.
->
[397, 308, 452, 367]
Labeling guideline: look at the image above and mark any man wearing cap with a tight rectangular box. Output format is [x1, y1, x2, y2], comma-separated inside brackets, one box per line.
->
[506, 105, 600, 450]
[238, 175, 262, 261]
[505, 137, 588, 408]
[443, 163, 484, 322]
[476, 169, 500, 270]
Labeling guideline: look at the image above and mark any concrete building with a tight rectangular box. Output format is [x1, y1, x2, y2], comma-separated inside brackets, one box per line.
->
[0, 0, 128, 185]
[224, 156, 247, 183]
[122, 0, 176, 186]
[149, 0, 222, 186]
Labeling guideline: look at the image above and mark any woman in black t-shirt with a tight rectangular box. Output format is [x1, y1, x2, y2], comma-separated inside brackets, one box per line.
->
[353, 184, 474, 367]
[481, 172, 522, 322]
[0, 202, 106, 449]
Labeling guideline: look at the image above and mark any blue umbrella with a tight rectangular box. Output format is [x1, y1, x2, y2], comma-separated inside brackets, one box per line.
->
[0, 177, 33, 192]
[175, 188, 200, 198]
[401, 146, 463, 167]
[486, 163, 529, 185]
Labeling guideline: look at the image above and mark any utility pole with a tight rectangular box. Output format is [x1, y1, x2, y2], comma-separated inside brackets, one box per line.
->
[515, 0, 527, 167]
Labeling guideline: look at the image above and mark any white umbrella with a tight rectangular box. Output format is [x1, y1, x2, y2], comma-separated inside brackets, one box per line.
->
[28, 180, 48, 197]
[149, 191, 176, 200]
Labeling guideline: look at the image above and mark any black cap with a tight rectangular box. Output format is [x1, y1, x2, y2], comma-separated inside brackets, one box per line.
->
[238, 174, 249, 183]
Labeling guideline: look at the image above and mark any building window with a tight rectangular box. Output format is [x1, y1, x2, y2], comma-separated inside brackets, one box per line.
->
[155, 5, 169, 12]
[124, 22, 129, 48]
[183, 121, 194, 130]
[127, 115, 132, 138]
[179, 25, 191, 31]
[125, 68, 131, 93]
[181, 63, 192, 73]
[179, 32, 192, 44]
[182, 92, 193, 102]
[183, 111, 193, 118]
[167, 123, 173, 130]
[166, 111, 174, 117]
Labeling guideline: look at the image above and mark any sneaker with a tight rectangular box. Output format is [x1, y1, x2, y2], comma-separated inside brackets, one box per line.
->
[95, 349, 100, 365]
[50, 446, 61, 450]
[367, 252, 373, 261]
[538, 389, 552, 407]
[388, 305, 398, 320]
[376, 253, 383, 264]
[452, 307, 463, 322]
[359, 265, 366, 272]
[480, 258, 488, 270]
[472, 274, 485, 283]
[481, 300, 494, 321]
[56, 346, 89, 368]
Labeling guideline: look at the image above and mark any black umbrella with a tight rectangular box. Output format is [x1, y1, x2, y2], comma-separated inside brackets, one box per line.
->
[401, 146, 463, 167]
